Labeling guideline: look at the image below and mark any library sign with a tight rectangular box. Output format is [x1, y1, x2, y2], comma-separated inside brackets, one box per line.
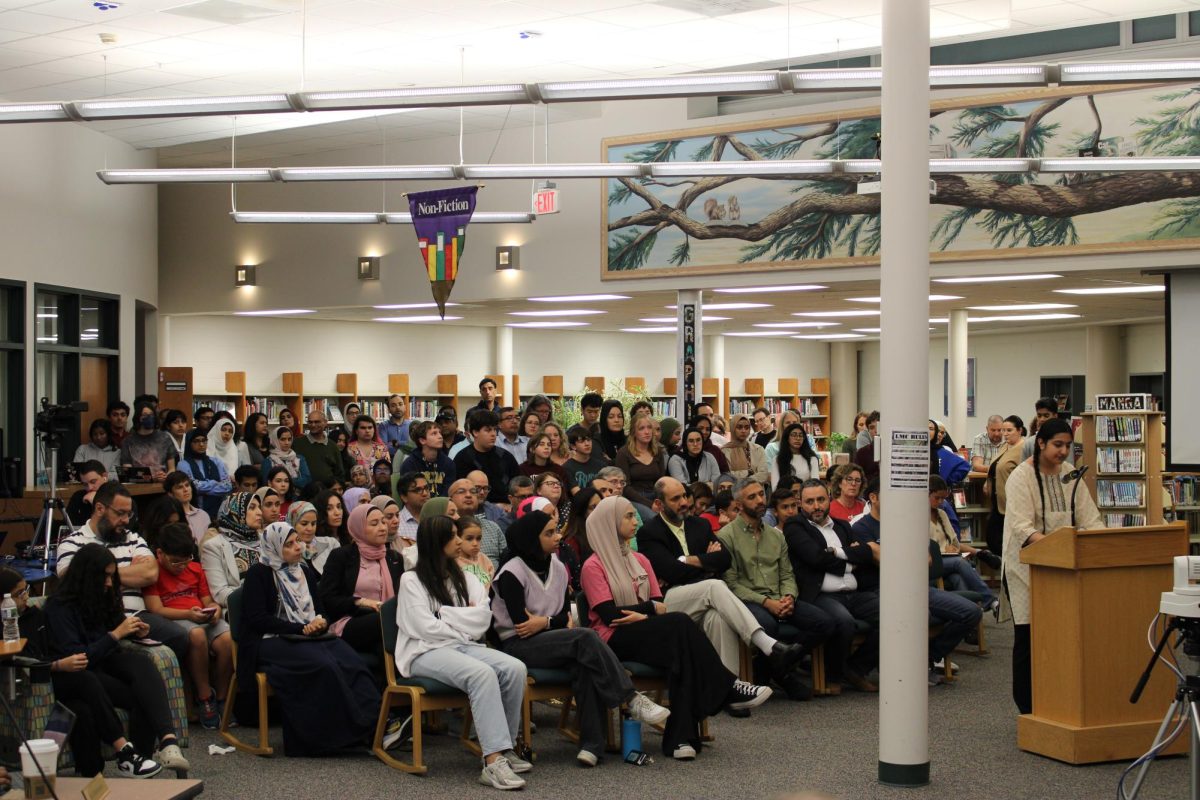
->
[406, 186, 480, 317]
[1095, 394, 1154, 412]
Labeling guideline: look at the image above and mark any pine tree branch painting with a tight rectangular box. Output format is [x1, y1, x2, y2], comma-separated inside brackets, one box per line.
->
[604, 83, 1200, 274]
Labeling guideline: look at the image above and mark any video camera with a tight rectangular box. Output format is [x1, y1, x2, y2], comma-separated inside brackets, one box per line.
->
[1160, 556, 1200, 656]
[33, 398, 86, 437]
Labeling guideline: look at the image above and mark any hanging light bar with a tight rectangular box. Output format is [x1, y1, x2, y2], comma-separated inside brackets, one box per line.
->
[301, 84, 532, 111]
[277, 165, 458, 181]
[929, 64, 1051, 87]
[650, 160, 834, 176]
[381, 211, 535, 224]
[1059, 60, 1200, 84]
[0, 102, 70, 122]
[231, 210, 535, 224]
[98, 168, 275, 184]
[539, 72, 786, 102]
[930, 158, 1033, 173]
[1039, 157, 1200, 172]
[462, 163, 645, 178]
[72, 93, 295, 120]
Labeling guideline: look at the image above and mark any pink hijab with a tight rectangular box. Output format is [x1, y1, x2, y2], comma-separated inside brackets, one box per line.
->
[346, 503, 394, 601]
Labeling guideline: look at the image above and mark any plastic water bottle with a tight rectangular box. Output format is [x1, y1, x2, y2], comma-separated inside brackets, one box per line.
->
[2, 596, 18, 644]
[621, 716, 642, 761]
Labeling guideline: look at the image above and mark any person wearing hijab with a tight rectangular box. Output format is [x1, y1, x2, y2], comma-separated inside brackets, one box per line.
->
[253, 485, 284, 527]
[721, 413, 769, 484]
[200, 492, 264, 608]
[368, 495, 402, 549]
[492, 510, 669, 767]
[178, 429, 233, 518]
[579, 496, 771, 760]
[341, 486, 371, 513]
[207, 417, 246, 477]
[289, 501, 338, 574]
[667, 427, 721, 486]
[401, 496, 460, 570]
[238, 522, 379, 756]
[262, 426, 312, 491]
[597, 400, 626, 462]
[348, 464, 372, 489]
[319, 504, 403, 658]
[658, 417, 682, 456]
[394, 515, 530, 790]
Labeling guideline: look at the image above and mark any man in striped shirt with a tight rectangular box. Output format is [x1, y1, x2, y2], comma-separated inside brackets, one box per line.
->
[56, 482, 188, 663]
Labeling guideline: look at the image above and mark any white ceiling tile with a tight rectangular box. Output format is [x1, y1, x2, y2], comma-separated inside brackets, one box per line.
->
[0, 9, 85, 34]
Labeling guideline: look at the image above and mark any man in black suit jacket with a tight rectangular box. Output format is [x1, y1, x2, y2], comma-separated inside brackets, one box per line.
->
[784, 478, 881, 693]
[638, 477, 802, 695]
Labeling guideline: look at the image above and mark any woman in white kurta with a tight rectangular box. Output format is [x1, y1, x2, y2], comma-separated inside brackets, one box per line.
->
[1001, 418, 1102, 714]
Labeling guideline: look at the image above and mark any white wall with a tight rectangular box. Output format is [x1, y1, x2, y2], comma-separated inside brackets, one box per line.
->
[0, 122, 157, 480]
[1125, 322, 1165, 374]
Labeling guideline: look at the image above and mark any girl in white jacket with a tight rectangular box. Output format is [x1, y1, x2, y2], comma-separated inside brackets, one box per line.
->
[393, 515, 530, 791]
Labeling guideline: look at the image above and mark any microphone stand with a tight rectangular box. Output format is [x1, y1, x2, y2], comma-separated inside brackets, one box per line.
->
[1067, 465, 1089, 529]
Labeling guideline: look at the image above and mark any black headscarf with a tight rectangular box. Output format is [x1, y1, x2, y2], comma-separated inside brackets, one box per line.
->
[680, 426, 706, 483]
[183, 429, 219, 481]
[506, 510, 554, 573]
[598, 399, 626, 460]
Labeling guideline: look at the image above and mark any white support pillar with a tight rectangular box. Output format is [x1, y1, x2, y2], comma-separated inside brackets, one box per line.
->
[495, 325, 513, 408]
[710, 333, 726, 418]
[676, 290, 703, 424]
[948, 309, 969, 446]
[830, 341, 859, 437]
[878, 0, 931, 786]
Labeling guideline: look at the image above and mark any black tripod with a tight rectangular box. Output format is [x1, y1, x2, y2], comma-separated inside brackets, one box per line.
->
[29, 433, 72, 584]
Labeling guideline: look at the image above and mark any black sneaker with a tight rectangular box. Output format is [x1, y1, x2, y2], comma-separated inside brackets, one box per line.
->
[115, 744, 162, 779]
[382, 714, 412, 751]
[977, 549, 1002, 570]
[727, 679, 773, 711]
[767, 642, 805, 679]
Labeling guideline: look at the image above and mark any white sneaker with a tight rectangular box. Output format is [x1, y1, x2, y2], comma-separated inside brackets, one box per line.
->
[479, 756, 526, 790]
[728, 680, 773, 711]
[152, 742, 190, 774]
[933, 659, 960, 674]
[382, 714, 412, 750]
[115, 744, 162, 779]
[627, 692, 670, 726]
[501, 749, 532, 773]
[672, 744, 697, 760]
[576, 749, 599, 767]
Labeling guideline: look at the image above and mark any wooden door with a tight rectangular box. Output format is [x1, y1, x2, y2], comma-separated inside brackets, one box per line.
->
[80, 356, 110, 431]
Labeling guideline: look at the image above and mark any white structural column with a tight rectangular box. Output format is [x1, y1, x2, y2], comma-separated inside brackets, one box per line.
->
[1085, 325, 1124, 397]
[710, 333, 726, 417]
[676, 290, 703, 423]
[948, 309, 969, 446]
[830, 342, 859, 437]
[495, 325, 513, 408]
[878, 0, 932, 786]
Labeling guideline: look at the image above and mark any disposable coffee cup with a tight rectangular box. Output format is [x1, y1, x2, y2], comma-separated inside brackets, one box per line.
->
[19, 739, 57, 800]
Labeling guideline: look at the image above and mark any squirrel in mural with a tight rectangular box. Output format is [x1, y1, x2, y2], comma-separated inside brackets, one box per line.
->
[703, 197, 726, 220]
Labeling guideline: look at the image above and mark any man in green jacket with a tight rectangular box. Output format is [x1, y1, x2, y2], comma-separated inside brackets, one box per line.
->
[293, 410, 344, 487]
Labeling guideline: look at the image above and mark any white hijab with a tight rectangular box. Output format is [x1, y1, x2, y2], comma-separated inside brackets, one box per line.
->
[207, 418, 240, 476]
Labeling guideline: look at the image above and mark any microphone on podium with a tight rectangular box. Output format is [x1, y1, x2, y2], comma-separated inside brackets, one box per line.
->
[1062, 464, 1089, 484]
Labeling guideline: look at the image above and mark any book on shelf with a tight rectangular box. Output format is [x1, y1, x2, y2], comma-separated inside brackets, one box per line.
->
[409, 399, 443, 420]
[1167, 475, 1198, 507]
[1104, 512, 1147, 527]
[245, 397, 291, 422]
[302, 398, 345, 423]
[762, 398, 793, 415]
[650, 399, 677, 418]
[799, 398, 820, 417]
[359, 401, 388, 420]
[1096, 479, 1145, 508]
[1095, 415, 1145, 443]
[803, 421, 824, 437]
[952, 488, 967, 509]
[193, 398, 238, 418]
[1096, 446, 1143, 474]
[728, 399, 757, 417]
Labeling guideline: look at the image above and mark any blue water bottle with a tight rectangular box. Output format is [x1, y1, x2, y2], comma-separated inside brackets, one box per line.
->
[621, 716, 642, 761]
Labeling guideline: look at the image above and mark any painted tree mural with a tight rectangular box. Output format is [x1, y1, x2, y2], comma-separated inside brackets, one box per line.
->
[604, 85, 1200, 274]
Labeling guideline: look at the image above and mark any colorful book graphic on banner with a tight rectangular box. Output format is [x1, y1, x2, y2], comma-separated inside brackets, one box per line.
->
[407, 187, 479, 316]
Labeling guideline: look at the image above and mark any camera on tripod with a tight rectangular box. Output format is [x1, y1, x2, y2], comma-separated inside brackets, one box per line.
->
[33, 398, 86, 438]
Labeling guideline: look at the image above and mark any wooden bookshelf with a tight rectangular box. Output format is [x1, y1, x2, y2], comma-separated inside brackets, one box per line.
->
[542, 375, 564, 398]
[157, 367, 193, 424]
[724, 377, 831, 441]
[625, 377, 646, 394]
[1080, 410, 1164, 526]
[584, 376, 605, 393]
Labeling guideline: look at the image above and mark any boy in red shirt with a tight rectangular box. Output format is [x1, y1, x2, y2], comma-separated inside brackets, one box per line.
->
[144, 523, 233, 729]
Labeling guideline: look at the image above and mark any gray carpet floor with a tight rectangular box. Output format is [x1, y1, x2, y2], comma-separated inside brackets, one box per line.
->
[180, 621, 1190, 799]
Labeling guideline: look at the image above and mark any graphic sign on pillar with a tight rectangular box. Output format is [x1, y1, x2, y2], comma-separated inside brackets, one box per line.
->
[407, 186, 479, 318]
[682, 303, 697, 415]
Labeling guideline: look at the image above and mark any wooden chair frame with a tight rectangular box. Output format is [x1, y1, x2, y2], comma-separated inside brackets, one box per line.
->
[218, 588, 274, 756]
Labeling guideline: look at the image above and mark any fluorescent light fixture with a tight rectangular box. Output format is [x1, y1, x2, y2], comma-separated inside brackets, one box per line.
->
[847, 294, 962, 302]
[73, 93, 293, 120]
[1059, 60, 1200, 84]
[506, 321, 591, 328]
[665, 303, 771, 310]
[843, 160, 883, 174]
[788, 67, 882, 91]
[35, 313, 57, 319]
[714, 285, 825, 293]
[929, 64, 1049, 87]
[930, 159, 1032, 173]
[1039, 157, 1200, 172]
[302, 83, 531, 110]
[929, 317, 950, 324]
[233, 309, 315, 316]
[724, 331, 792, 337]
[967, 303, 1076, 311]
[508, 309, 606, 317]
[373, 315, 463, 322]
[384, 212, 534, 224]
[0, 102, 69, 122]
[793, 310, 880, 318]
[1053, 285, 1164, 295]
[650, 160, 834, 177]
[373, 303, 460, 310]
[528, 294, 630, 302]
[793, 333, 866, 339]
[933, 273, 1061, 284]
[752, 322, 840, 328]
[640, 316, 729, 323]
[99, 168, 274, 184]
[539, 72, 785, 102]
[463, 163, 643, 178]
[621, 326, 676, 333]
[852, 328, 882, 333]
[231, 211, 381, 224]
[969, 313, 1080, 322]
[278, 165, 458, 181]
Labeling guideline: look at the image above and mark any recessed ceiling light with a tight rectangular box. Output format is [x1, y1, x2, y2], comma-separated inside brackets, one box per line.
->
[724, 331, 792, 337]
[967, 303, 1077, 311]
[508, 309, 606, 317]
[752, 322, 840, 328]
[793, 333, 866, 339]
[528, 294, 630, 302]
[1052, 285, 1164, 295]
[234, 309, 316, 316]
[847, 295, 963, 302]
[621, 326, 675, 333]
[373, 315, 463, 323]
[793, 310, 880, 318]
[929, 317, 949, 324]
[969, 313, 1081, 322]
[639, 316, 730, 323]
[373, 302, 461, 310]
[666, 302, 771, 311]
[933, 273, 1061, 284]
[713, 285, 826, 294]
[506, 321, 591, 328]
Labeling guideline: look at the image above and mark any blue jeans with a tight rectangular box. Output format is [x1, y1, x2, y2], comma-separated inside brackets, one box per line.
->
[409, 643, 526, 757]
[927, 588, 982, 662]
[941, 555, 995, 605]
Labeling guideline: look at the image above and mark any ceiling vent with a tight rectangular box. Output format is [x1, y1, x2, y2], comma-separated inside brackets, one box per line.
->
[162, 0, 297, 25]
[654, 0, 781, 17]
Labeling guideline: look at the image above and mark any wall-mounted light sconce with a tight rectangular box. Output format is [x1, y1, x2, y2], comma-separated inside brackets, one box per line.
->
[235, 264, 256, 287]
[358, 256, 380, 280]
[496, 245, 520, 271]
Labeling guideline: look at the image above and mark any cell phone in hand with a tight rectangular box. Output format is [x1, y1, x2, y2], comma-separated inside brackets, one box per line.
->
[201, 606, 218, 616]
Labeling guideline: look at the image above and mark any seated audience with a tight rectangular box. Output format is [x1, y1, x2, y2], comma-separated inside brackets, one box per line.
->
[239, 522, 379, 756]
[66, 460, 112, 524]
[615, 415, 668, 506]
[371, 459, 392, 498]
[201, 492, 264, 608]
[658, 417, 682, 456]
[119, 402, 177, 481]
[520, 432, 577, 493]
[448, 478, 507, 566]
[163, 471, 211, 543]
[496, 475, 535, 534]
[242, 413, 271, 467]
[597, 400, 626, 461]
[762, 476, 798, 527]
[928, 475, 998, 611]
[347, 415, 390, 470]
[668, 427, 721, 486]
[770, 423, 822, 489]
[456, 516, 494, 587]
[178, 429, 233, 518]
[162, 409, 188, 464]
[452, 410, 519, 506]
[494, 406, 528, 464]
[341, 486, 371, 513]
[73, 419, 121, 475]
[369, 494, 403, 551]
[541, 421, 571, 468]
[292, 411, 343, 488]
[827, 464, 867, 523]
[106, 401, 130, 449]
[314, 488, 349, 547]
[391, 473, 427, 548]
[751, 407, 776, 450]
[288, 501, 338, 574]
[261, 426, 312, 493]
[558, 486, 600, 589]
[533, 471, 571, 533]
[395, 420, 455, 498]
[320, 503, 403, 658]
[232, 464, 259, 493]
[690, 414, 731, 472]
[721, 413, 769, 484]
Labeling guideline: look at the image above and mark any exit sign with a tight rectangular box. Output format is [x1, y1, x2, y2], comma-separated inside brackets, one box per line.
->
[533, 187, 559, 215]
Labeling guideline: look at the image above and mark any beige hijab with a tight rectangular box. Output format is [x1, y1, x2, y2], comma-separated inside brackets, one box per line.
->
[584, 495, 649, 606]
[723, 413, 754, 473]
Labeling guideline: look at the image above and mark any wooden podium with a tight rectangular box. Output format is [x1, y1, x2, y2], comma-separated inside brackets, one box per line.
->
[1018, 523, 1188, 764]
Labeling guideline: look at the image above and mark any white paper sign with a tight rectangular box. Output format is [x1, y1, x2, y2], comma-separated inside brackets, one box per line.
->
[889, 428, 931, 490]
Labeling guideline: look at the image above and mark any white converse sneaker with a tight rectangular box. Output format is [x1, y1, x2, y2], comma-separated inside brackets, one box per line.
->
[479, 756, 526, 790]
[728, 680, 773, 711]
[672, 744, 697, 760]
[627, 692, 670, 726]
[576, 749, 599, 767]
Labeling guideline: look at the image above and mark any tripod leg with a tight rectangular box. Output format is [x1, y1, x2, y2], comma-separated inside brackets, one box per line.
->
[1189, 701, 1200, 800]
[1127, 699, 1182, 800]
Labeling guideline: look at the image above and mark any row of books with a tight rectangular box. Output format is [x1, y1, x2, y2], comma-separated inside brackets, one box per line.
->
[1095, 415, 1146, 444]
[1096, 446, 1143, 475]
[1167, 475, 1198, 507]
[409, 400, 448, 420]
[1096, 479, 1146, 508]
[799, 399, 821, 417]
[192, 399, 238, 419]
[301, 399, 346, 423]
[245, 397, 291, 421]
[1104, 512, 1148, 527]
[726, 398, 823, 417]
[649, 400, 678, 418]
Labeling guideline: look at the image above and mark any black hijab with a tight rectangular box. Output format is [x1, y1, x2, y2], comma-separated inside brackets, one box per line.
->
[680, 426, 706, 483]
[598, 400, 626, 460]
[506, 510, 554, 573]
[184, 429, 219, 480]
